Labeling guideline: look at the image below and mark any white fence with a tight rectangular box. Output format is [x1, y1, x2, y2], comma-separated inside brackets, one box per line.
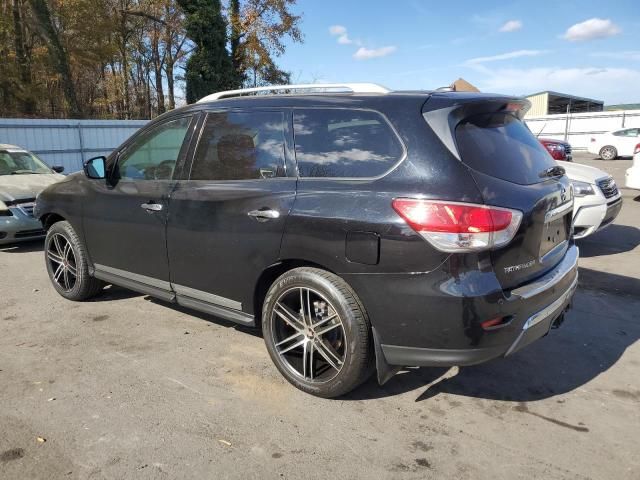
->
[525, 110, 640, 150]
[0, 118, 148, 172]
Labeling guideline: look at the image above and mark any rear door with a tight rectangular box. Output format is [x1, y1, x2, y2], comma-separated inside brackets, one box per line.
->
[166, 109, 295, 317]
[453, 109, 573, 289]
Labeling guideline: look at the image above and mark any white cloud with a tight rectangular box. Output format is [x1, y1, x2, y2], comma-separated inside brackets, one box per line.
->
[353, 46, 397, 60]
[472, 66, 640, 104]
[329, 25, 394, 59]
[329, 25, 353, 45]
[499, 20, 522, 32]
[562, 18, 621, 42]
[591, 50, 640, 61]
[466, 50, 548, 65]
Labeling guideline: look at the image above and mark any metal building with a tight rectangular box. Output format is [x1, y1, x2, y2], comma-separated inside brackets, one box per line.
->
[0, 118, 147, 172]
[525, 91, 604, 117]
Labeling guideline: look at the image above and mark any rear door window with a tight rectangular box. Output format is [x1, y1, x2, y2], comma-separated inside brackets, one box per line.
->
[293, 109, 404, 178]
[455, 112, 557, 185]
[190, 111, 286, 180]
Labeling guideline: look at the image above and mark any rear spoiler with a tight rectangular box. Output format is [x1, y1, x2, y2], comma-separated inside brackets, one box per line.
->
[422, 93, 531, 161]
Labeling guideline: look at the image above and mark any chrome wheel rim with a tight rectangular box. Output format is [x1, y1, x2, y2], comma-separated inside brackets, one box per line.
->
[601, 147, 615, 160]
[47, 233, 77, 292]
[270, 287, 346, 383]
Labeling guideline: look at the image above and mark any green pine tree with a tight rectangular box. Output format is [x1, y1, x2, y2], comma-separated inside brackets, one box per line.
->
[178, 0, 238, 103]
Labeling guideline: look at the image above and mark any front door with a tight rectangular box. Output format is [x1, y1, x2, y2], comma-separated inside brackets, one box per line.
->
[83, 115, 195, 297]
[167, 110, 295, 318]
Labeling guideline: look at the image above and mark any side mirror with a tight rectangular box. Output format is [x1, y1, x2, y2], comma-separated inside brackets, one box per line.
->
[52, 165, 65, 173]
[83, 156, 106, 179]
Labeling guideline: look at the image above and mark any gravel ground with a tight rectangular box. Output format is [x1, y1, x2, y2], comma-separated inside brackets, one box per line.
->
[1, 152, 639, 479]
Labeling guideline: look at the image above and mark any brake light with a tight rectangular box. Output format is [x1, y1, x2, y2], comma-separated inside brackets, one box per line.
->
[392, 199, 523, 252]
[635, 143, 640, 155]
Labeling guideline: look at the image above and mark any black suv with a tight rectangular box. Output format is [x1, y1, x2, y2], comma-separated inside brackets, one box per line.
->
[35, 84, 578, 398]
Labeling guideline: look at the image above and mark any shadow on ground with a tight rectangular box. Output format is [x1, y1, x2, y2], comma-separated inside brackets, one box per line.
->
[345, 271, 639, 403]
[579, 266, 640, 297]
[0, 239, 43, 253]
[577, 224, 640, 258]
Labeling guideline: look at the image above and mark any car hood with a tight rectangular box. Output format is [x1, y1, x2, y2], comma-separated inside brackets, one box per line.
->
[0, 173, 65, 202]
[557, 160, 609, 184]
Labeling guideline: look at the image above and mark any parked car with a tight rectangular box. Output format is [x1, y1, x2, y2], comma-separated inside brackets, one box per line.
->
[557, 160, 622, 239]
[539, 138, 572, 161]
[587, 128, 640, 160]
[625, 143, 640, 190]
[0, 144, 64, 245]
[35, 83, 579, 398]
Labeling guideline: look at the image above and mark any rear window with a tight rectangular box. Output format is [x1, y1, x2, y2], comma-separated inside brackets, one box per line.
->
[293, 109, 403, 178]
[456, 113, 556, 185]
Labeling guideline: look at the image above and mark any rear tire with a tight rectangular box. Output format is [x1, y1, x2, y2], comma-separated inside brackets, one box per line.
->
[262, 267, 374, 398]
[599, 146, 617, 160]
[44, 221, 104, 301]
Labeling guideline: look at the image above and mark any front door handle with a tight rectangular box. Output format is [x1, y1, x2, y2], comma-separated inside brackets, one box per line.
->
[141, 202, 163, 212]
[248, 209, 280, 222]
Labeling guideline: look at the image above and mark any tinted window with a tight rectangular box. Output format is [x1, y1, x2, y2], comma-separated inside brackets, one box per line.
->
[191, 111, 286, 181]
[456, 113, 556, 185]
[118, 116, 191, 180]
[293, 109, 403, 178]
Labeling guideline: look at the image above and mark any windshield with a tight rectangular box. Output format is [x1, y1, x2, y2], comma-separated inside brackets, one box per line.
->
[0, 150, 53, 175]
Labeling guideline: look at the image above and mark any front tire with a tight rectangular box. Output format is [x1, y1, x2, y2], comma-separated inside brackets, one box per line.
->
[599, 145, 617, 160]
[44, 221, 104, 301]
[262, 267, 374, 398]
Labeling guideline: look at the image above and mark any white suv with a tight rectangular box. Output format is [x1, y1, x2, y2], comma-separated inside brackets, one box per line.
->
[559, 161, 622, 239]
[588, 128, 640, 160]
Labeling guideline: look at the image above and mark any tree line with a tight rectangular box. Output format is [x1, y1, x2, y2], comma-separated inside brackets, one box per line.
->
[0, 0, 302, 119]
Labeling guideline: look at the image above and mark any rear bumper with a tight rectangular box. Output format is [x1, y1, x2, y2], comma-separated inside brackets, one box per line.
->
[587, 144, 600, 156]
[626, 166, 640, 190]
[0, 208, 45, 245]
[346, 245, 579, 368]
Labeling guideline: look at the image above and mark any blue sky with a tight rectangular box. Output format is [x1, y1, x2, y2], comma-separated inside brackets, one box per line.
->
[276, 0, 640, 104]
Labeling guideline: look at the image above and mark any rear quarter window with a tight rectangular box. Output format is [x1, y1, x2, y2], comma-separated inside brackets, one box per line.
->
[455, 113, 556, 185]
[293, 109, 404, 178]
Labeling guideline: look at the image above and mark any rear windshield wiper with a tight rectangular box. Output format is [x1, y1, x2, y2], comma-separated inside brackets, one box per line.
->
[539, 165, 565, 178]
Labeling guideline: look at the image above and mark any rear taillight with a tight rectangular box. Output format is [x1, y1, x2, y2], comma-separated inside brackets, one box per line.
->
[635, 143, 640, 155]
[392, 199, 523, 252]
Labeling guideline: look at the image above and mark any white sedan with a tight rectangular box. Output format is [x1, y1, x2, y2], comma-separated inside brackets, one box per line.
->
[559, 161, 623, 239]
[587, 127, 640, 160]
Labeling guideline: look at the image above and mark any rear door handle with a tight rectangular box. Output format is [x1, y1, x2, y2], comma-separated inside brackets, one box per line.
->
[141, 202, 163, 212]
[247, 209, 280, 222]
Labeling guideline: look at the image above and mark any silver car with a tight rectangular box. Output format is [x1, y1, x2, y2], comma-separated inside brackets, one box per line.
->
[0, 144, 65, 245]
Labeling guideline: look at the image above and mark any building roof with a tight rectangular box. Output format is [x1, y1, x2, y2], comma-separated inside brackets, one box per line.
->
[526, 91, 603, 104]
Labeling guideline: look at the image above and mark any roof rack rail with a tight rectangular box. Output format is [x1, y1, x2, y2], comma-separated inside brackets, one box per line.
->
[197, 83, 391, 103]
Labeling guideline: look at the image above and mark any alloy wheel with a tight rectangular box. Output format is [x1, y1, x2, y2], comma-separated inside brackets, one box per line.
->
[47, 233, 77, 292]
[270, 287, 346, 383]
[601, 147, 616, 160]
